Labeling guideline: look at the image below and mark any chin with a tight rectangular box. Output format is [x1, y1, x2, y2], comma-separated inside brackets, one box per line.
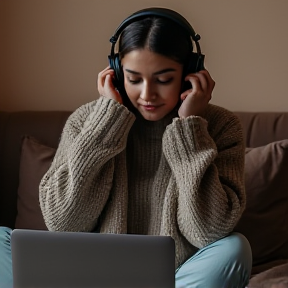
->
[140, 112, 166, 122]
[134, 105, 176, 121]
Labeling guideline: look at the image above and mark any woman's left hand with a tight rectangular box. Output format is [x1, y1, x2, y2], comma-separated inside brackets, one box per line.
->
[178, 70, 215, 118]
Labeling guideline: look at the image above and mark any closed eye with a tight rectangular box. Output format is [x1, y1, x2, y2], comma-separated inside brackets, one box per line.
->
[157, 78, 173, 84]
[127, 77, 173, 85]
[128, 78, 141, 84]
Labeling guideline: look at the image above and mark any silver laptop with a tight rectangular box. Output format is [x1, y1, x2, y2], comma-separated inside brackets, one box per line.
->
[11, 229, 175, 288]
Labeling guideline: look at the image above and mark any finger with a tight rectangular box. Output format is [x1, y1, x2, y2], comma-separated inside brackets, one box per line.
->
[184, 75, 202, 93]
[180, 93, 187, 101]
[99, 68, 114, 80]
[98, 69, 115, 92]
[104, 74, 120, 96]
[100, 66, 112, 73]
[185, 71, 214, 95]
[180, 88, 192, 100]
[104, 75, 123, 104]
[197, 70, 215, 93]
[188, 72, 209, 92]
[98, 67, 114, 79]
[104, 74, 114, 91]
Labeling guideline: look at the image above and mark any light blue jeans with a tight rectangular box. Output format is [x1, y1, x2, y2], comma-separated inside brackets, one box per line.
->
[0, 227, 12, 288]
[0, 226, 252, 288]
[175, 232, 252, 287]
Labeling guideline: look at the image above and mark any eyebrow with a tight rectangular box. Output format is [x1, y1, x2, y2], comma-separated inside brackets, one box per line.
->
[124, 68, 176, 75]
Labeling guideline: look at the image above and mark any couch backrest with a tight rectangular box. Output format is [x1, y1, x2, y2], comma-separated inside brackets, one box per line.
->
[234, 112, 288, 147]
[1, 110, 288, 228]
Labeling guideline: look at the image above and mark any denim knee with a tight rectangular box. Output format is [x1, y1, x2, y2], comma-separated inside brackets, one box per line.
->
[175, 232, 252, 288]
[220, 232, 252, 268]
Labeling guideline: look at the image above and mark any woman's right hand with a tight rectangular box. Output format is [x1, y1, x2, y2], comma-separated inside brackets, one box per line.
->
[97, 66, 123, 104]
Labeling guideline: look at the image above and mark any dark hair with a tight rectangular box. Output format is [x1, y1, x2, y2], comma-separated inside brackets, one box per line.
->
[118, 17, 192, 65]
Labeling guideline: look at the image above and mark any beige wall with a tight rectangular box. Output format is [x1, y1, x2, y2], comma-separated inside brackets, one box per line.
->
[0, 0, 288, 112]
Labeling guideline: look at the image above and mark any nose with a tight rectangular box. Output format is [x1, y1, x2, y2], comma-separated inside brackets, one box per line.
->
[140, 82, 156, 102]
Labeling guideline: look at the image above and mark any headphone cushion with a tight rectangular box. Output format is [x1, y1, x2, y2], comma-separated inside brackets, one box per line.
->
[108, 54, 124, 91]
[184, 52, 205, 75]
[110, 54, 124, 90]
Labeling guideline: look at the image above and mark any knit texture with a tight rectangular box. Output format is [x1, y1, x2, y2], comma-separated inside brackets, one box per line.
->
[39, 96, 246, 268]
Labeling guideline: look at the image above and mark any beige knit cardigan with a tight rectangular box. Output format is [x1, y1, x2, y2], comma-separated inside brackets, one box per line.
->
[39, 96, 246, 268]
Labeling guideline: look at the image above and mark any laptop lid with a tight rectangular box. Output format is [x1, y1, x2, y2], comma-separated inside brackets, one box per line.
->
[11, 229, 175, 288]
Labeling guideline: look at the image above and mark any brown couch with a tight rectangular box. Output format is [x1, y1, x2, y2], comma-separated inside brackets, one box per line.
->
[1, 109, 288, 286]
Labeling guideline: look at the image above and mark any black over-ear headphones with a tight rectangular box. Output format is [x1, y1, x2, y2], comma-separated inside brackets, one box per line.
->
[108, 7, 205, 95]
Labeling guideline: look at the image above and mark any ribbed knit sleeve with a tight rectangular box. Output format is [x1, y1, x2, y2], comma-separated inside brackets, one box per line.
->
[39, 96, 135, 232]
[162, 107, 245, 249]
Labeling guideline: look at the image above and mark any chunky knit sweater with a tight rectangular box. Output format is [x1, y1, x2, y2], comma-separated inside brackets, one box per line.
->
[39, 96, 246, 268]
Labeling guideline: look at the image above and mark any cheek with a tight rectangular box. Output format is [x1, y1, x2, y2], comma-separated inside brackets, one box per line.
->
[124, 81, 137, 102]
[169, 94, 181, 110]
[167, 83, 182, 105]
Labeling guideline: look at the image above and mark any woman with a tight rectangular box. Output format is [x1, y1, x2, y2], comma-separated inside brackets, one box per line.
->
[0, 7, 252, 288]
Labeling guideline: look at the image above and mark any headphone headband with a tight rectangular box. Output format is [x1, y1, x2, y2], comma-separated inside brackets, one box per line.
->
[108, 7, 205, 106]
[110, 7, 200, 44]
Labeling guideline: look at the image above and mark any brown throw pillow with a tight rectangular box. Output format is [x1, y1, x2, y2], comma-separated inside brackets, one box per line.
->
[15, 136, 56, 230]
[234, 139, 288, 266]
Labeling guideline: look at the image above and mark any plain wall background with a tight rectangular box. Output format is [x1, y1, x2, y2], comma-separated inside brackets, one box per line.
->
[0, 0, 288, 112]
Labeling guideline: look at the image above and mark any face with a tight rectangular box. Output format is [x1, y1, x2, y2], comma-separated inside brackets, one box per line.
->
[121, 49, 183, 121]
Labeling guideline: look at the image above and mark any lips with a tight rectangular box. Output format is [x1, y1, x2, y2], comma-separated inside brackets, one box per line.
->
[143, 105, 157, 111]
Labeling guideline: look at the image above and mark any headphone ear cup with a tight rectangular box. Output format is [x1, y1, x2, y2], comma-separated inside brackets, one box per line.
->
[181, 52, 205, 93]
[108, 53, 134, 110]
[111, 53, 124, 91]
[185, 52, 205, 75]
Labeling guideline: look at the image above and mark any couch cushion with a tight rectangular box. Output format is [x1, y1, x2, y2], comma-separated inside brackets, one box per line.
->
[248, 262, 288, 288]
[15, 136, 56, 230]
[235, 139, 288, 266]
